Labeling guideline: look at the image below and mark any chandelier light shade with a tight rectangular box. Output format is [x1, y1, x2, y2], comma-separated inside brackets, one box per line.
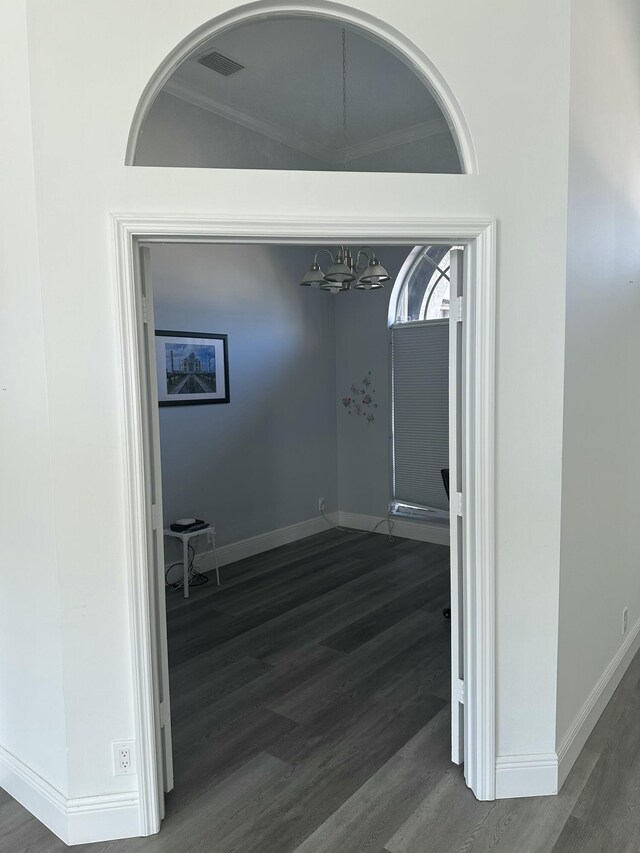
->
[299, 262, 326, 287]
[325, 254, 356, 283]
[357, 256, 391, 287]
[298, 246, 392, 293]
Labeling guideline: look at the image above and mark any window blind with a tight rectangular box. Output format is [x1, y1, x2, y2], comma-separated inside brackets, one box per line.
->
[391, 320, 449, 514]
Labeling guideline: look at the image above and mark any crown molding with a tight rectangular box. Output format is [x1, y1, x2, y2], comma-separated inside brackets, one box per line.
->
[163, 78, 451, 167]
[163, 79, 335, 164]
[343, 117, 450, 162]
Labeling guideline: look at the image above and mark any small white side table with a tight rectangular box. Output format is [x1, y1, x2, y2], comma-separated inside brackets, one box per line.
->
[163, 525, 220, 599]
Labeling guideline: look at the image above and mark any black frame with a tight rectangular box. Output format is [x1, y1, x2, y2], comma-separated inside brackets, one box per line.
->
[155, 330, 230, 406]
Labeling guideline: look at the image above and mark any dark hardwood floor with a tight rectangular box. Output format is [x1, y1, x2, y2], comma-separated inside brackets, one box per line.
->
[3, 528, 640, 852]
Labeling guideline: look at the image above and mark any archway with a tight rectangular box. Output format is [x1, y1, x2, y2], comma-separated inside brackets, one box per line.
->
[125, 1, 477, 174]
[119, 4, 494, 840]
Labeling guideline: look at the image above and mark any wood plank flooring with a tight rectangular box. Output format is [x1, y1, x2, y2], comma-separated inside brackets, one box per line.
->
[3, 528, 640, 852]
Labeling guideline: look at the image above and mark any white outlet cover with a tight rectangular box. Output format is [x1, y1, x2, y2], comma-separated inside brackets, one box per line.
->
[112, 740, 136, 776]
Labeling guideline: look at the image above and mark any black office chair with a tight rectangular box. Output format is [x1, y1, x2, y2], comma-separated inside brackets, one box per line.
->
[441, 468, 451, 620]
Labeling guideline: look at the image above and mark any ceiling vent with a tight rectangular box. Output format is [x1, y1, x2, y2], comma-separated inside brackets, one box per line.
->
[197, 51, 245, 76]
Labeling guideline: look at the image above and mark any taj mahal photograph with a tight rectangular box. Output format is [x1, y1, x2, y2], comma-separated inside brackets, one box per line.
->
[165, 343, 217, 395]
[155, 330, 230, 405]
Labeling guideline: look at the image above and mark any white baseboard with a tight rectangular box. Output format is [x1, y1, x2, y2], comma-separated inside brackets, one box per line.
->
[496, 615, 640, 799]
[338, 511, 450, 546]
[188, 513, 339, 571]
[556, 614, 640, 789]
[183, 511, 449, 576]
[175, 510, 448, 577]
[0, 745, 68, 842]
[0, 744, 140, 846]
[65, 791, 140, 845]
[495, 752, 558, 798]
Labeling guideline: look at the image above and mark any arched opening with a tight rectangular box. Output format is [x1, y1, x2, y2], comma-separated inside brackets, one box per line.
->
[127, 2, 476, 173]
[117, 7, 493, 844]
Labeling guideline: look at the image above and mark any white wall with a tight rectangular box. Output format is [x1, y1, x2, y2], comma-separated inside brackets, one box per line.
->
[556, 0, 640, 767]
[0, 1, 68, 797]
[3, 0, 574, 837]
[150, 243, 339, 549]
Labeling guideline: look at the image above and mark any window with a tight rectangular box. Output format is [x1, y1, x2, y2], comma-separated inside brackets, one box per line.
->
[390, 246, 452, 521]
[393, 247, 452, 323]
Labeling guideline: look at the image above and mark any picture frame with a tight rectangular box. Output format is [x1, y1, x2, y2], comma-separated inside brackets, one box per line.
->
[155, 330, 230, 406]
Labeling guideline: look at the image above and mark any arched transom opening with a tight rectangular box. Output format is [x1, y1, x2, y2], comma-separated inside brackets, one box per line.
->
[131, 12, 466, 174]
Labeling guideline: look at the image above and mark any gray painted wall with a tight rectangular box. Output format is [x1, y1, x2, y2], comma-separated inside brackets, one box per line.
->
[150, 244, 437, 559]
[335, 248, 415, 517]
[150, 243, 338, 550]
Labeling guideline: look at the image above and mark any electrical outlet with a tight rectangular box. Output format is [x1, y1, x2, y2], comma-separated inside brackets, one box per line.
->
[318, 497, 326, 513]
[112, 741, 135, 776]
[623, 608, 629, 635]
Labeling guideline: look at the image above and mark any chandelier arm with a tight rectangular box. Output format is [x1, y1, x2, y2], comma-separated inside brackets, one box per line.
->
[354, 247, 373, 274]
[314, 248, 335, 268]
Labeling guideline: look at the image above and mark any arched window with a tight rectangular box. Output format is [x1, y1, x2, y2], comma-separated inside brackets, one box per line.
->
[389, 245, 453, 520]
[131, 14, 465, 174]
[393, 246, 452, 324]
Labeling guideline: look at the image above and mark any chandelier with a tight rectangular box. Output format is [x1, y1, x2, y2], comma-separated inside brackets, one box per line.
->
[297, 31, 391, 294]
[298, 246, 391, 292]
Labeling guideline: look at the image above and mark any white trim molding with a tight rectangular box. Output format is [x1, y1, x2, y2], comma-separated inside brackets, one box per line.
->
[184, 514, 338, 570]
[557, 614, 640, 789]
[111, 212, 497, 834]
[496, 614, 640, 799]
[467, 219, 497, 800]
[0, 745, 139, 846]
[495, 752, 558, 799]
[338, 511, 450, 546]
[163, 79, 450, 167]
[342, 118, 450, 163]
[125, 0, 478, 174]
[179, 512, 448, 578]
[112, 219, 164, 838]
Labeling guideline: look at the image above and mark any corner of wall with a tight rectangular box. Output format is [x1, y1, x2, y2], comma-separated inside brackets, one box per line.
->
[0, 745, 141, 845]
[556, 614, 640, 790]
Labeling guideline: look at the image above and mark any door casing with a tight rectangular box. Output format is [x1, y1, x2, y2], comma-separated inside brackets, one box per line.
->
[111, 213, 497, 834]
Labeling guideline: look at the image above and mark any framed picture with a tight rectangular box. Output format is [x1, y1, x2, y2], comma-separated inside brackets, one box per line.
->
[155, 330, 230, 406]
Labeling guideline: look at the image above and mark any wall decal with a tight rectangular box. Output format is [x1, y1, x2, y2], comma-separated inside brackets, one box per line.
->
[341, 371, 378, 423]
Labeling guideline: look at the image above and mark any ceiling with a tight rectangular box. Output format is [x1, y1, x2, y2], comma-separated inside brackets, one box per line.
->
[157, 15, 462, 171]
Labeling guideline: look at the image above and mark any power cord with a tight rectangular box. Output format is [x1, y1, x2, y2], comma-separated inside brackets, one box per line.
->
[320, 506, 395, 542]
[165, 543, 209, 592]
